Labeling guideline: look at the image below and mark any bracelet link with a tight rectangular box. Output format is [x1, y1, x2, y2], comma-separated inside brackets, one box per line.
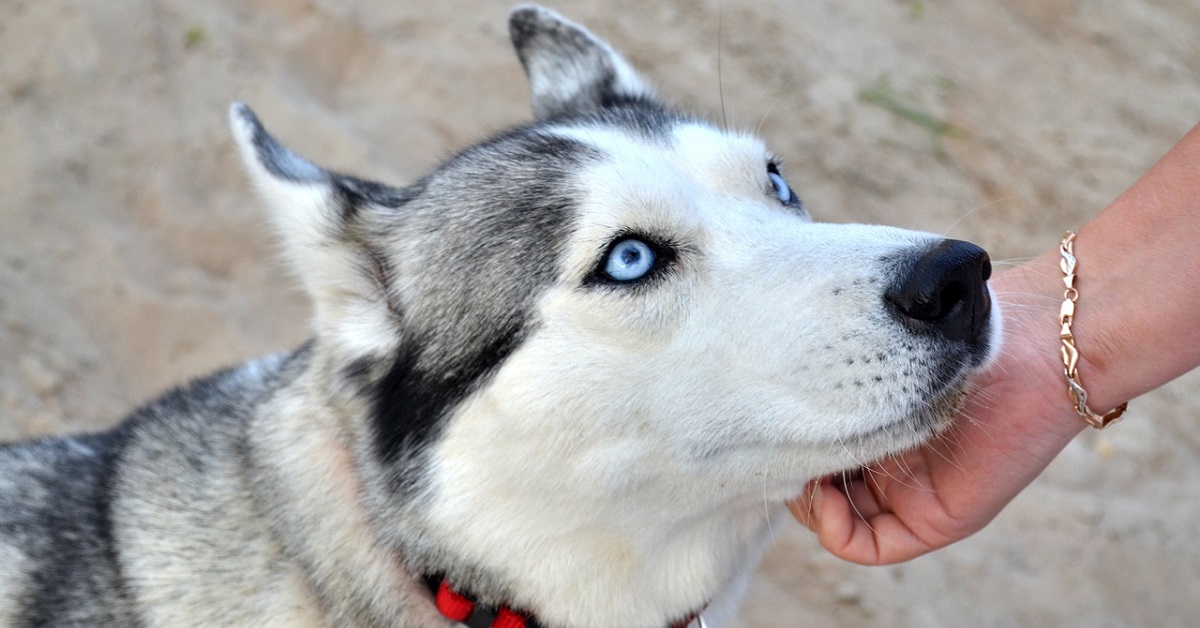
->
[1058, 231, 1129, 430]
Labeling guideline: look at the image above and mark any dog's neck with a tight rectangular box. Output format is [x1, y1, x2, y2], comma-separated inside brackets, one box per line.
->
[404, 392, 794, 627]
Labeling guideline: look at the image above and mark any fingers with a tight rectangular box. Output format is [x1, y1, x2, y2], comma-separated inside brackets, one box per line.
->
[790, 472, 885, 533]
[805, 475, 885, 565]
[789, 473, 933, 565]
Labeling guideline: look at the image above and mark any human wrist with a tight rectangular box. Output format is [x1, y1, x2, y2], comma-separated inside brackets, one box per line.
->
[1056, 232, 1128, 428]
[986, 251, 1089, 438]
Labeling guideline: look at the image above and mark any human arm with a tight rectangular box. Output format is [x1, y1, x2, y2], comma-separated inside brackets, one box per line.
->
[789, 122, 1200, 565]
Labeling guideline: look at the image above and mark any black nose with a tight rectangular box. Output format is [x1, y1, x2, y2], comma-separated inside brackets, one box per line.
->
[885, 239, 992, 344]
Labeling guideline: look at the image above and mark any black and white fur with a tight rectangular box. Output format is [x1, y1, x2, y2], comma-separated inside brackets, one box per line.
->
[0, 6, 999, 627]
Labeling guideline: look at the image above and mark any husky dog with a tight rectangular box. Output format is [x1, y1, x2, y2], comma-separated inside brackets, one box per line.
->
[0, 5, 998, 628]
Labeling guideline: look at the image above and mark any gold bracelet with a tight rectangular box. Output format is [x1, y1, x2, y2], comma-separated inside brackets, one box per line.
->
[1059, 231, 1128, 429]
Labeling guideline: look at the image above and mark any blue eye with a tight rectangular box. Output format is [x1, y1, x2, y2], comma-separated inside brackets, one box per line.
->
[768, 171, 794, 204]
[604, 239, 656, 282]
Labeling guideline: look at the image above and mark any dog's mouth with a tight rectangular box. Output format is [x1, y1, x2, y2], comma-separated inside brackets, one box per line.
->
[840, 371, 974, 456]
[908, 378, 973, 433]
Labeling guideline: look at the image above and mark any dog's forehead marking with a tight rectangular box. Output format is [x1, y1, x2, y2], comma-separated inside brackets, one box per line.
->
[551, 120, 769, 178]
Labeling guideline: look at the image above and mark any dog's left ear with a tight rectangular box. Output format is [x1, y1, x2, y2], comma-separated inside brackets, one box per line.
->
[509, 4, 658, 120]
[229, 102, 407, 352]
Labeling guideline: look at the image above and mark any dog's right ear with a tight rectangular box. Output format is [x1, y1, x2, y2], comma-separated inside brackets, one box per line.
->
[229, 102, 404, 354]
[509, 5, 658, 120]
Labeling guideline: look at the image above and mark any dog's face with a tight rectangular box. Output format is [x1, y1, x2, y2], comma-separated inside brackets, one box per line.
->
[430, 123, 990, 512]
[233, 5, 997, 625]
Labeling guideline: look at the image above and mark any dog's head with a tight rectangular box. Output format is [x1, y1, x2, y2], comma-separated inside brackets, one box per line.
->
[232, 5, 998, 625]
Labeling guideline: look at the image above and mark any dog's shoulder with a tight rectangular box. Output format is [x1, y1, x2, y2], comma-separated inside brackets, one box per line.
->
[0, 346, 310, 626]
[0, 427, 126, 527]
[0, 425, 136, 624]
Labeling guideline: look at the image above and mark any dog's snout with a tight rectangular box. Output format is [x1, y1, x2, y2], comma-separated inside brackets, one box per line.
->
[885, 239, 992, 344]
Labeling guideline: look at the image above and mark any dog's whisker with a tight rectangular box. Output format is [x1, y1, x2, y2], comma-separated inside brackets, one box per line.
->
[989, 256, 1037, 268]
[859, 451, 925, 493]
[838, 468, 878, 535]
[989, 288, 1058, 302]
[836, 436, 873, 471]
[761, 445, 777, 545]
[752, 94, 785, 138]
[891, 451, 929, 492]
[716, 2, 728, 131]
[804, 476, 821, 521]
[926, 435, 968, 472]
[940, 197, 1019, 238]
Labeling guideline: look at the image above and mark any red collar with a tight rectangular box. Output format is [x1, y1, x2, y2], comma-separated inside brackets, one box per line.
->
[429, 577, 702, 628]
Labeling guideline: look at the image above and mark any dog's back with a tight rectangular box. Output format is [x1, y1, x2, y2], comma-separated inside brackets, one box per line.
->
[0, 351, 307, 626]
[0, 429, 136, 625]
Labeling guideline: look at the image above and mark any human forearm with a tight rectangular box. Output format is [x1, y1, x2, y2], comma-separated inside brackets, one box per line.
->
[995, 121, 1200, 433]
[953, 120, 1200, 508]
[1069, 122, 1200, 413]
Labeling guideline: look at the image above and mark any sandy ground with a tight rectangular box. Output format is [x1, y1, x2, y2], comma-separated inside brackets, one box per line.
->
[2, 1, 1199, 625]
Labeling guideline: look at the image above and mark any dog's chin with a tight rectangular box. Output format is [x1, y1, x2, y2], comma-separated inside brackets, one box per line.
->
[842, 378, 972, 461]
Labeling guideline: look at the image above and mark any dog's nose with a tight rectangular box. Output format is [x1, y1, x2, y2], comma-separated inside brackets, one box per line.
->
[885, 239, 992, 344]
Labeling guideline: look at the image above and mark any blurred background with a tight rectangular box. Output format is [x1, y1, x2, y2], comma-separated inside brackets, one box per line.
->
[1, 1, 1198, 625]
